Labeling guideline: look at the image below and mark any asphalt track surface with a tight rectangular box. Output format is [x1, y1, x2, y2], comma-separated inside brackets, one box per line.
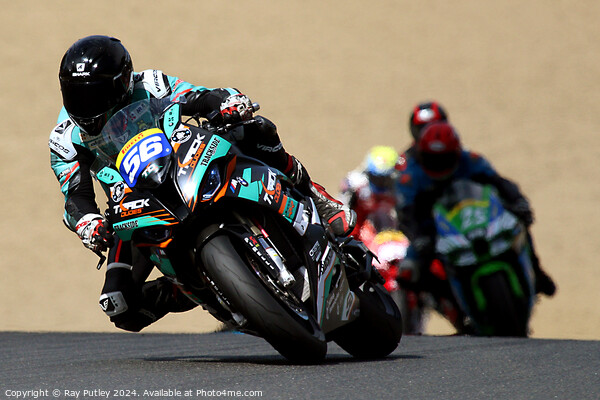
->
[1, 332, 598, 400]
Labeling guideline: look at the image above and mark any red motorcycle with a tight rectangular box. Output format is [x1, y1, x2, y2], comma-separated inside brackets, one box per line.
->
[356, 212, 427, 335]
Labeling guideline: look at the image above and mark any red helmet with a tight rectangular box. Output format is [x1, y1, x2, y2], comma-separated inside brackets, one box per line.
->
[409, 101, 448, 142]
[416, 121, 461, 179]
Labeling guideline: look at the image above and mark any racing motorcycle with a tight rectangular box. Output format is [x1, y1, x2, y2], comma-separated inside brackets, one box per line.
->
[433, 179, 536, 336]
[355, 209, 426, 335]
[89, 98, 402, 363]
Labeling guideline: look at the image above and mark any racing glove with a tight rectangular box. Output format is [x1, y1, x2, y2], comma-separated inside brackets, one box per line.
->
[75, 213, 113, 252]
[219, 94, 255, 123]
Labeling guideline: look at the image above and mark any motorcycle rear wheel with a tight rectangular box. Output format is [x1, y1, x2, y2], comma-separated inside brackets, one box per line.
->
[200, 234, 327, 363]
[331, 282, 403, 359]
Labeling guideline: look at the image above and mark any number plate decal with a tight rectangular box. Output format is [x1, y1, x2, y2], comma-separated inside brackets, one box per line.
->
[116, 128, 171, 187]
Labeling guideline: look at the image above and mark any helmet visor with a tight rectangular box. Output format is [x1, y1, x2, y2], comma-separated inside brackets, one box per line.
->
[420, 152, 459, 179]
[61, 72, 132, 135]
[367, 172, 393, 193]
[61, 76, 129, 119]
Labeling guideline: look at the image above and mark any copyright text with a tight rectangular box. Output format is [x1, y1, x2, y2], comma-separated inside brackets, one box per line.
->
[4, 388, 264, 398]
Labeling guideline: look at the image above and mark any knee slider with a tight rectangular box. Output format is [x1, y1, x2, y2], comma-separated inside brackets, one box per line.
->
[99, 262, 135, 318]
[99, 291, 129, 318]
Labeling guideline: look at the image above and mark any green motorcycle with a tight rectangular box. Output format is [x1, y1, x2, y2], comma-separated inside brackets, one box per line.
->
[433, 179, 536, 336]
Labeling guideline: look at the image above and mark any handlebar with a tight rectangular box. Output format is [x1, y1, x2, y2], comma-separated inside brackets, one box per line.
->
[93, 250, 106, 270]
[202, 102, 261, 135]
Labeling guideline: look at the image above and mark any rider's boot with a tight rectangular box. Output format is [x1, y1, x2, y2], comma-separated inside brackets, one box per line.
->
[100, 264, 197, 332]
[527, 232, 556, 297]
[140, 277, 198, 317]
[284, 156, 356, 237]
[531, 257, 556, 297]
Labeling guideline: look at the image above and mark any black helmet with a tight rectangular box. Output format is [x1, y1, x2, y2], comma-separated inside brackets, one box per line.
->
[409, 101, 448, 142]
[59, 35, 133, 135]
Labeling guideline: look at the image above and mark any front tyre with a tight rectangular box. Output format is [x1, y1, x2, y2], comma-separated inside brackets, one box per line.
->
[331, 282, 403, 359]
[479, 272, 529, 337]
[200, 235, 327, 363]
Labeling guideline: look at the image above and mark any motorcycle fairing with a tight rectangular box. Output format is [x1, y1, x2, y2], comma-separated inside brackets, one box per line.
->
[93, 164, 178, 242]
[149, 248, 177, 277]
[515, 239, 536, 310]
[173, 132, 310, 236]
[172, 132, 232, 211]
[434, 188, 492, 237]
[214, 158, 309, 235]
[96, 176, 177, 241]
[93, 166, 125, 199]
[161, 102, 180, 139]
[434, 184, 521, 266]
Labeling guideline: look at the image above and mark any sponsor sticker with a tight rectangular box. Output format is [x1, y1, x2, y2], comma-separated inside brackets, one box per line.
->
[171, 127, 192, 144]
[110, 182, 126, 202]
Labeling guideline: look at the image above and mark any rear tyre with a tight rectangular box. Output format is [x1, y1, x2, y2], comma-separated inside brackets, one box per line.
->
[200, 235, 327, 363]
[332, 282, 403, 359]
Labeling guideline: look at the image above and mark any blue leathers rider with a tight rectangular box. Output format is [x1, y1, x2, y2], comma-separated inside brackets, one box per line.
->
[49, 35, 355, 332]
[396, 121, 556, 299]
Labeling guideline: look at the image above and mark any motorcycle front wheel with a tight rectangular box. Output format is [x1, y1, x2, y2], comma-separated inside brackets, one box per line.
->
[199, 234, 327, 363]
[478, 271, 530, 337]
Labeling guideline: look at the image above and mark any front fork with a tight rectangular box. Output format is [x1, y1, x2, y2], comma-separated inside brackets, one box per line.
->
[239, 213, 297, 287]
[196, 213, 299, 290]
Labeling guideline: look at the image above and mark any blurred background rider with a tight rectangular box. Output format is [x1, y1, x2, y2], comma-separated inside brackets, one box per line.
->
[340, 146, 401, 237]
[395, 120, 556, 298]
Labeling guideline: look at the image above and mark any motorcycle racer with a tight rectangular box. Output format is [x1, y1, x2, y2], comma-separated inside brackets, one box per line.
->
[396, 121, 556, 298]
[49, 35, 355, 332]
[339, 146, 401, 237]
[340, 101, 449, 234]
[398, 101, 448, 167]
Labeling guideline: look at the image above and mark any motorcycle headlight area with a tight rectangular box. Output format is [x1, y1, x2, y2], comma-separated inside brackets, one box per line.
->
[201, 164, 222, 201]
[437, 211, 520, 266]
[436, 235, 477, 266]
[487, 211, 520, 256]
[134, 226, 172, 244]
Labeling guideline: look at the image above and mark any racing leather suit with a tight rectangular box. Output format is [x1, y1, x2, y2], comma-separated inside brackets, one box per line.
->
[339, 169, 399, 238]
